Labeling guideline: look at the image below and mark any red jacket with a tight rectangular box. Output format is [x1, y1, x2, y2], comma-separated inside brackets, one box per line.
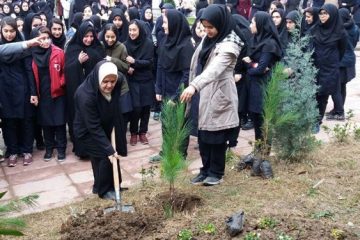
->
[32, 45, 66, 98]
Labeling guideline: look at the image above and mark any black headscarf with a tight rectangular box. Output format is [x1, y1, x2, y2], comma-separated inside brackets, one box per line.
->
[191, 8, 204, 46]
[2, 3, 12, 16]
[249, 11, 283, 59]
[23, 13, 40, 40]
[159, 9, 194, 72]
[128, 6, 140, 21]
[301, 7, 320, 35]
[232, 14, 252, 55]
[66, 20, 105, 76]
[71, 12, 84, 29]
[90, 15, 102, 33]
[108, 8, 129, 42]
[339, 7, 355, 29]
[311, 4, 344, 44]
[50, 20, 66, 49]
[198, 4, 236, 67]
[124, 19, 148, 57]
[271, 8, 287, 37]
[0, 17, 23, 44]
[30, 26, 52, 68]
[286, 10, 300, 24]
[19, 1, 30, 18]
[101, 23, 119, 49]
[140, 5, 154, 30]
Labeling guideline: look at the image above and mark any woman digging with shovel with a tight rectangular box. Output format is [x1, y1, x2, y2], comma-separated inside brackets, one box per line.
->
[73, 60, 128, 200]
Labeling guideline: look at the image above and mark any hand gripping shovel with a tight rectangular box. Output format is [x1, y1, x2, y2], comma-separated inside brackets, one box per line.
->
[104, 128, 135, 214]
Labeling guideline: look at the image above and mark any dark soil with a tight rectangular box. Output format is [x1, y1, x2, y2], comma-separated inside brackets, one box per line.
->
[60, 191, 203, 240]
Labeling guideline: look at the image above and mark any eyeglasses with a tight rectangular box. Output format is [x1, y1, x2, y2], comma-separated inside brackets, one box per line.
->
[319, 11, 329, 16]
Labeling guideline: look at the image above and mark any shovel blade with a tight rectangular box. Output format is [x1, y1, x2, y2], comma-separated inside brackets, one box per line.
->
[104, 204, 135, 214]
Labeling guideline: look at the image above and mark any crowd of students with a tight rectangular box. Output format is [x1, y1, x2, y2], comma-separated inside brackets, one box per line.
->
[0, 0, 358, 197]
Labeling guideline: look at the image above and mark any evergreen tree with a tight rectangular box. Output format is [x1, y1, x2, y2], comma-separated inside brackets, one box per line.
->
[272, 24, 319, 161]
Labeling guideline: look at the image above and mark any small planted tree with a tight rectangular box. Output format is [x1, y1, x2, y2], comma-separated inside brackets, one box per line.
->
[160, 97, 190, 202]
[0, 191, 38, 236]
[259, 63, 299, 160]
[272, 22, 319, 161]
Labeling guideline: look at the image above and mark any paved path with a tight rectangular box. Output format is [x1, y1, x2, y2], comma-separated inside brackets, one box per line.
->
[1, 52, 360, 214]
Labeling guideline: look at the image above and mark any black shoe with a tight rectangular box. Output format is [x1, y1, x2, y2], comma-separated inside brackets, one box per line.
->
[57, 152, 66, 162]
[43, 150, 53, 161]
[242, 120, 254, 130]
[100, 190, 116, 200]
[190, 174, 207, 185]
[203, 176, 223, 186]
[36, 142, 45, 151]
[92, 186, 98, 194]
[326, 113, 345, 121]
[325, 109, 335, 117]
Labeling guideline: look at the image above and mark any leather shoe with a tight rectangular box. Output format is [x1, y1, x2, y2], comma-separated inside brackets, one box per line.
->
[130, 134, 137, 146]
[139, 133, 149, 144]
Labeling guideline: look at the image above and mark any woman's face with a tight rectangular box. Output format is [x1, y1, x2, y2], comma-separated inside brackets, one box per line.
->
[51, 22, 63, 38]
[272, 12, 282, 26]
[40, 14, 47, 26]
[104, 29, 116, 46]
[3, 4, 10, 14]
[113, 16, 123, 29]
[1, 24, 16, 42]
[269, 3, 277, 14]
[31, 18, 42, 29]
[162, 14, 169, 34]
[250, 17, 257, 34]
[128, 23, 139, 40]
[39, 32, 51, 48]
[83, 6, 92, 19]
[14, 5, 20, 13]
[22, 2, 29, 11]
[305, 12, 313, 24]
[319, 10, 329, 24]
[17, 19, 24, 32]
[195, 21, 205, 38]
[100, 75, 117, 94]
[144, 9, 152, 20]
[82, 31, 94, 46]
[201, 20, 218, 38]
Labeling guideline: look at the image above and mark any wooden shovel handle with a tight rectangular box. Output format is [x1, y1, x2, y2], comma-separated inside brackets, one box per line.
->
[111, 128, 120, 196]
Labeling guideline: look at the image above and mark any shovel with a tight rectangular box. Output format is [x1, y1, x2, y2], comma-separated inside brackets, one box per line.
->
[104, 128, 135, 214]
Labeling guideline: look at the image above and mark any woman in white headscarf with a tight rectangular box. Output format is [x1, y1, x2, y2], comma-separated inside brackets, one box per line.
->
[73, 60, 128, 200]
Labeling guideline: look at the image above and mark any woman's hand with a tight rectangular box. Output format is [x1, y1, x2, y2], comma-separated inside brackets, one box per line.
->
[78, 51, 89, 64]
[108, 152, 119, 163]
[30, 96, 38, 106]
[242, 56, 252, 63]
[234, 74, 242, 82]
[156, 94, 162, 101]
[180, 85, 196, 103]
[126, 56, 135, 64]
[128, 67, 134, 75]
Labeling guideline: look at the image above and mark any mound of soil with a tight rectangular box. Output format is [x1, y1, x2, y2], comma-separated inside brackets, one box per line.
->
[60, 191, 202, 240]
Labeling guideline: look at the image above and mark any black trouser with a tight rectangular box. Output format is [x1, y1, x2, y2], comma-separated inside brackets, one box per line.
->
[330, 82, 346, 115]
[199, 136, 227, 178]
[251, 112, 264, 141]
[42, 125, 67, 153]
[316, 94, 329, 125]
[129, 105, 151, 134]
[90, 157, 122, 197]
[2, 118, 34, 154]
[34, 122, 44, 145]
